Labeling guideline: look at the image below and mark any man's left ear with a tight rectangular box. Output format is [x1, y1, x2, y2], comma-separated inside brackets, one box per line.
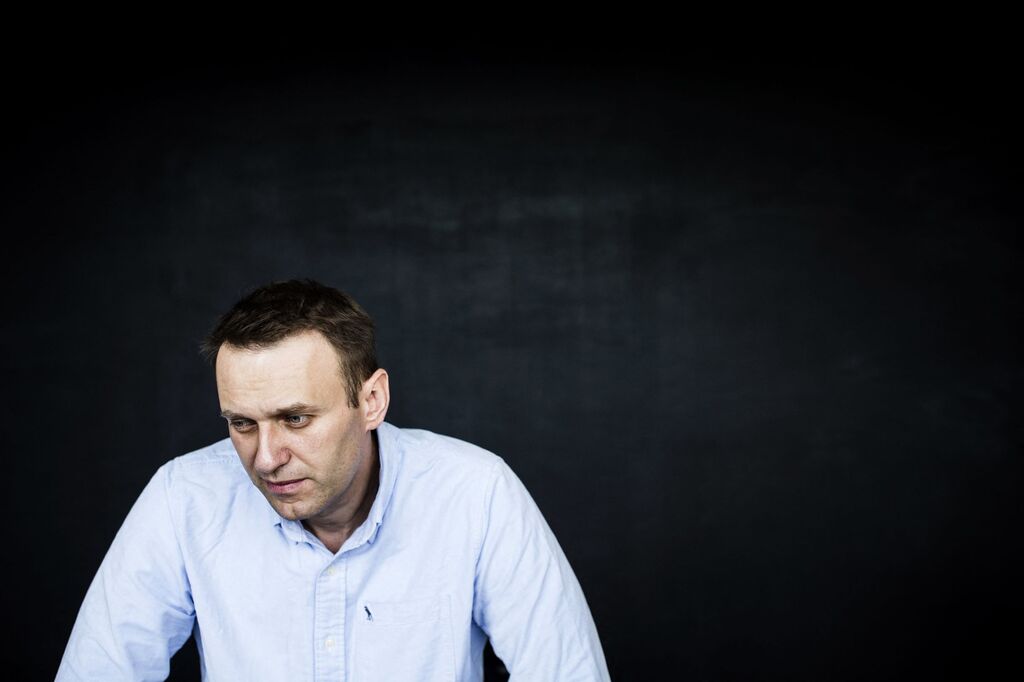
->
[361, 368, 390, 430]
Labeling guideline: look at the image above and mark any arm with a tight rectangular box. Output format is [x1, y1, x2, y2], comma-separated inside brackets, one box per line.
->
[473, 459, 611, 681]
[57, 463, 195, 681]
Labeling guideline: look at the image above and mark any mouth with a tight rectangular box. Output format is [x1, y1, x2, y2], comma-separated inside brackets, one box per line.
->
[263, 478, 307, 495]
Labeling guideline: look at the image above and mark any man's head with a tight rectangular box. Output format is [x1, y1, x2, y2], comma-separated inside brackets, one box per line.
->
[202, 279, 378, 408]
[203, 281, 389, 531]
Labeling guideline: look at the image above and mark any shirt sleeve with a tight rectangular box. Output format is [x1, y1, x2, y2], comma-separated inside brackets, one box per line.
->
[473, 459, 611, 681]
[56, 462, 196, 681]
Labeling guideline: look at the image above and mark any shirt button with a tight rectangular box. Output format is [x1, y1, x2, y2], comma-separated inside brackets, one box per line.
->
[325, 637, 335, 650]
[325, 566, 334, 577]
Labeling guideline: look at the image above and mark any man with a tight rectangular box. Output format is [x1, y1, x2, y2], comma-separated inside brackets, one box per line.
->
[57, 280, 610, 681]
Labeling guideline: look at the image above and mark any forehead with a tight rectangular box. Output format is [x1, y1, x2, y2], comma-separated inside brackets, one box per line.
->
[215, 331, 344, 408]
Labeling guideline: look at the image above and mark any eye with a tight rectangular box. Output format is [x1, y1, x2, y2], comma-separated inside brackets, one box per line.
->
[230, 419, 256, 433]
[284, 415, 310, 428]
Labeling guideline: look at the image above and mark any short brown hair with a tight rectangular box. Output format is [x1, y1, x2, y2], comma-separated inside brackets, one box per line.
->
[202, 280, 378, 407]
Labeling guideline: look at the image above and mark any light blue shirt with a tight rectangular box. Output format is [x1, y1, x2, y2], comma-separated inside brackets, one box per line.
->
[57, 422, 610, 681]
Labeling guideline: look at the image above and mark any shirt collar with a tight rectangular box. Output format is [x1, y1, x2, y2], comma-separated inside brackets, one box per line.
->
[266, 421, 402, 553]
[345, 421, 400, 549]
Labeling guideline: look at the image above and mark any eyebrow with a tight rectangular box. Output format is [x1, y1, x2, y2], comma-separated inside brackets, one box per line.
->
[220, 403, 320, 420]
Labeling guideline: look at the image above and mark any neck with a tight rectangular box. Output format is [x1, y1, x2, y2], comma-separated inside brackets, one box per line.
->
[304, 431, 381, 553]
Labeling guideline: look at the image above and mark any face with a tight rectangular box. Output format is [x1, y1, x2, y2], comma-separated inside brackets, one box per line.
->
[215, 331, 383, 527]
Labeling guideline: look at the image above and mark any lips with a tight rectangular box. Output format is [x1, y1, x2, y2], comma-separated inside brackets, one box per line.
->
[264, 478, 306, 495]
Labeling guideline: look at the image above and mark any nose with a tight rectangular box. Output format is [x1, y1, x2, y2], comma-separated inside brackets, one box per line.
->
[252, 422, 290, 476]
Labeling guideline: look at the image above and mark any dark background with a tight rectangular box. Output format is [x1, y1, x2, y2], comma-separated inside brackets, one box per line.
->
[3, 34, 1021, 680]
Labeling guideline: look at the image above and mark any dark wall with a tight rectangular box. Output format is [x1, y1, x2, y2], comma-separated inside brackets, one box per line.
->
[4, 43, 1021, 680]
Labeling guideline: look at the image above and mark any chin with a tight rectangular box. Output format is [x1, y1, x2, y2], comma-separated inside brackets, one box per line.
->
[267, 499, 309, 521]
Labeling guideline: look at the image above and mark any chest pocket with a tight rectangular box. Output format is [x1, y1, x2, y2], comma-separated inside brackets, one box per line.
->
[353, 595, 454, 682]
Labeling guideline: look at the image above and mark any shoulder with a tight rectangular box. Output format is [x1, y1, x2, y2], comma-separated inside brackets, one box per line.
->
[383, 422, 506, 482]
[378, 423, 516, 520]
[160, 437, 245, 483]
[155, 438, 255, 513]
[378, 424, 523, 556]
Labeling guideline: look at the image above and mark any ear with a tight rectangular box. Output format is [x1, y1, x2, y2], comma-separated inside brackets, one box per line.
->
[360, 368, 390, 430]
